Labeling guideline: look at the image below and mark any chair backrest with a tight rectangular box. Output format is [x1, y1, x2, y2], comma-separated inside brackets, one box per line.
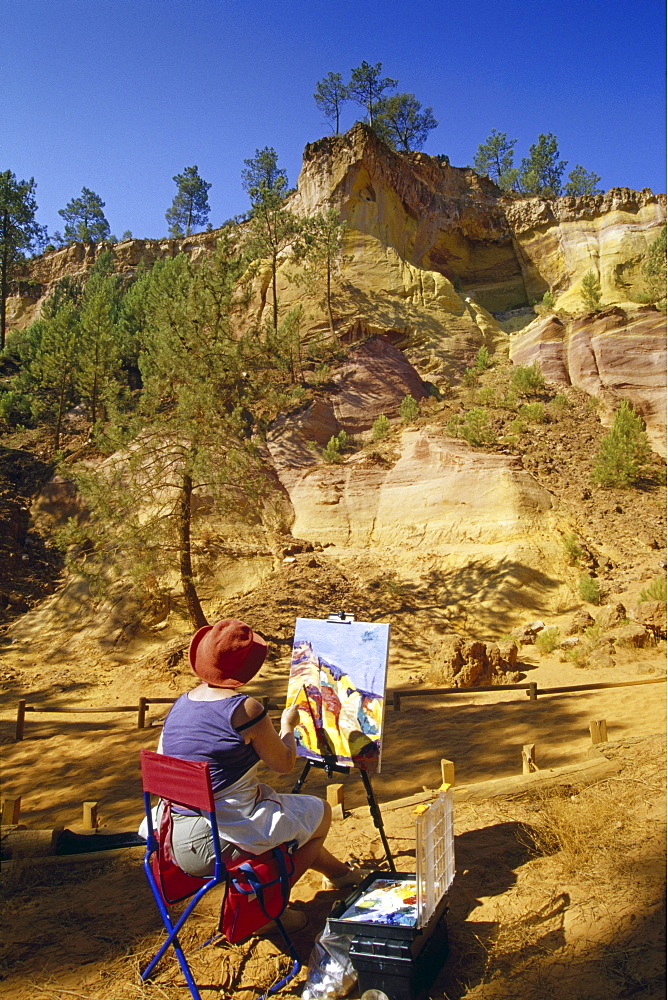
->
[140, 749, 215, 813]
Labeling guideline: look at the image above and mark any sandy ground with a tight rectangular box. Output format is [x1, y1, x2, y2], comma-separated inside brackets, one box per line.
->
[0, 628, 665, 1000]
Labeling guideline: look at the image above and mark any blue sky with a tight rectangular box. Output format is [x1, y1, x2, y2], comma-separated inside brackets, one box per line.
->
[3, 0, 665, 241]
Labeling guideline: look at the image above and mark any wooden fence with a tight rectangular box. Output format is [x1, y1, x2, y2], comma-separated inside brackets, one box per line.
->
[390, 675, 666, 711]
[12, 676, 666, 740]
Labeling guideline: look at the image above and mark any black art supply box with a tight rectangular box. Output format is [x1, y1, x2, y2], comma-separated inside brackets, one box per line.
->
[328, 872, 449, 1000]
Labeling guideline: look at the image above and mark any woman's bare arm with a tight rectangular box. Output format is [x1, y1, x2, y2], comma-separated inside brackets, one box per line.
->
[233, 698, 298, 774]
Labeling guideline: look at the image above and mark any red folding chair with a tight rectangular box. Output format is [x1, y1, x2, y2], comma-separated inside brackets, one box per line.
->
[139, 749, 301, 1000]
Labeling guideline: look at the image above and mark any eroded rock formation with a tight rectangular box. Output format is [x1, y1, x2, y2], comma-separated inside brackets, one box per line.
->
[509, 305, 666, 452]
[428, 634, 520, 687]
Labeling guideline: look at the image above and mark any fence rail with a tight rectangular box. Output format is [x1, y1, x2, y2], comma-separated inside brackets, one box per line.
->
[390, 675, 666, 711]
[14, 696, 175, 741]
[12, 675, 667, 740]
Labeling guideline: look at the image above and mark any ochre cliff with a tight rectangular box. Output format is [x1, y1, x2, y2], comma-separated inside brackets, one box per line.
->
[8, 124, 665, 448]
[291, 125, 665, 313]
[509, 306, 666, 452]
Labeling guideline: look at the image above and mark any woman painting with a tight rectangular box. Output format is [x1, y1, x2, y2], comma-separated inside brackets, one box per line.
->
[148, 618, 366, 927]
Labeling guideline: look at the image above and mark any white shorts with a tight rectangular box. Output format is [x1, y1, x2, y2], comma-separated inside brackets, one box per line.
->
[140, 764, 325, 877]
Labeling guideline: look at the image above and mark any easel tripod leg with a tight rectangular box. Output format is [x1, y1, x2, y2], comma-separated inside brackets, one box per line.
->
[291, 759, 312, 794]
[359, 768, 396, 872]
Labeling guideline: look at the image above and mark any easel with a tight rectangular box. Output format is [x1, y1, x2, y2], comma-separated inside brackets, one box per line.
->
[290, 612, 396, 873]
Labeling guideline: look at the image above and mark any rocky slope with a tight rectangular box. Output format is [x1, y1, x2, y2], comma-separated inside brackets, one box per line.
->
[2, 126, 665, 655]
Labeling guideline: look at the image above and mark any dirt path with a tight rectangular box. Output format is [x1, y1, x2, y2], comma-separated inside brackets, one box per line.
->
[1, 631, 665, 1000]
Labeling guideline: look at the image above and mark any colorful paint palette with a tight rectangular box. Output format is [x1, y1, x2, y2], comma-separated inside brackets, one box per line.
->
[337, 879, 418, 927]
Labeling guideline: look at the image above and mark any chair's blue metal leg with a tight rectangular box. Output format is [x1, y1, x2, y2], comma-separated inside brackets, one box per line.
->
[196, 931, 224, 951]
[141, 856, 222, 996]
[258, 918, 302, 1000]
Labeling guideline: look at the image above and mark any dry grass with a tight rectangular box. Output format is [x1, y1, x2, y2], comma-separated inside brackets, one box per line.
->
[442, 737, 667, 1000]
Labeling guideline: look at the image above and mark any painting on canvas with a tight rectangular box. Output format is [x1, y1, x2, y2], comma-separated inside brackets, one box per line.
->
[286, 617, 390, 772]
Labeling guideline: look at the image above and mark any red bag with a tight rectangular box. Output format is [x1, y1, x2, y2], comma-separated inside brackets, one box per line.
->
[151, 800, 210, 904]
[220, 841, 297, 943]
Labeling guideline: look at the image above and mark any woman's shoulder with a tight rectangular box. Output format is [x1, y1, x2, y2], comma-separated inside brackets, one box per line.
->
[231, 695, 267, 730]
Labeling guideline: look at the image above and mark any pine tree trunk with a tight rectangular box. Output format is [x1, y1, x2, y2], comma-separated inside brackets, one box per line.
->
[272, 252, 278, 332]
[1, 209, 9, 352]
[54, 381, 66, 453]
[178, 471, 208, 629]
[326, 260, 335, 338]
[91, 371, 98, 429]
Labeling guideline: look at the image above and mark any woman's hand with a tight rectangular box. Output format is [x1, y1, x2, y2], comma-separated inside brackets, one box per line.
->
[280, 705, 299, 732]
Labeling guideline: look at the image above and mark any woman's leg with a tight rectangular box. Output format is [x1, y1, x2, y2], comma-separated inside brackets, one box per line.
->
[290, 801, 351, 882]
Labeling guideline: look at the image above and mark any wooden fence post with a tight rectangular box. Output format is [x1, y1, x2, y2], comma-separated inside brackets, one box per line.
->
[440, 759, 455, 787]
[137, 697, 148, 729]
[1, 797, 21, 825]
[393, 691, 401, 711]
[326, 783, 345, 820]
[15, 700, 26, 742]
[590, 719, 608, 745]
[522, 744, 537, 774]
[528, 682, 538, 701]
[82, 801, 98, 830]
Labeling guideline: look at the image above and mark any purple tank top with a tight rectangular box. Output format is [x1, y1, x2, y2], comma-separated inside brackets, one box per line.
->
[162, 692, 260, 798]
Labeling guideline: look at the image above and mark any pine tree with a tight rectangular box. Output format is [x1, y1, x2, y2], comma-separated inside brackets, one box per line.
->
[580, 270, 602, 312]
[347, 61, 397, 125]
[0, 170, 47, 350]
[591, 400, 653, 487]
[242, 147, 297, 332]
[564, 164, 603, 197]
[291, 209, 349, 337]
[165, 165, 211, 237]
[473, 130, 518, 188]
[373, 93, 438, 151]
[67, 237, 267, 628]
[27, 289, 81, 451]
[519, 133, 567, 196]
[58, 187, 110, 243]
[314, 72, 349, 134]
[77, 250, 122, 429]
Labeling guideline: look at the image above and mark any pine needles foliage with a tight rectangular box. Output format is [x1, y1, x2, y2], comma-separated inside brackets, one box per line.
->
[591, 400, 653, 488]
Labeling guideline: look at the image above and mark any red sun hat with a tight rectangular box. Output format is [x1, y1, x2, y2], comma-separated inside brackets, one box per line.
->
[189, 619, 267, 688]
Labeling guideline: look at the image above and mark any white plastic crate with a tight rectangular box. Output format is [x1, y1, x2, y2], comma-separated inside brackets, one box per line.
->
[415, 789, 455, 928]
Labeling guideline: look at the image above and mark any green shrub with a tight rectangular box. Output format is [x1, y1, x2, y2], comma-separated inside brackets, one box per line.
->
[399, 394, 419, 423]
[580, 270, 602, 312]
[311, 362, 331, 386]
[462, 367, 478, 388]
[535, 627, 560, 654]
[541, 290, 556, 310]
[372, 413, 391, 441]
[562, 532, 584, 565]
[590, 400, 653, 488]
[641, 226, 667, 305]
[507, 416, 527, 436]
[0, 389, 34, 427]
[460, 408, 494, 447]
[500, 388, 519, 410]
[578, 573, 602, 605]
[477, 386, 497, 406]
[322, 429, 349, 463]
[445, 414, 463, 437]
[510, 362, 545, 396]
[474, 345, 491, 371]
[549, 393, 572, 415]
[639, 576, 667, 603]
[518, 402, 546, 423]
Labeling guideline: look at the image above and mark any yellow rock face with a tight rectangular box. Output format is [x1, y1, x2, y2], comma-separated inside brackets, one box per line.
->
[505, 193, 666, 311]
